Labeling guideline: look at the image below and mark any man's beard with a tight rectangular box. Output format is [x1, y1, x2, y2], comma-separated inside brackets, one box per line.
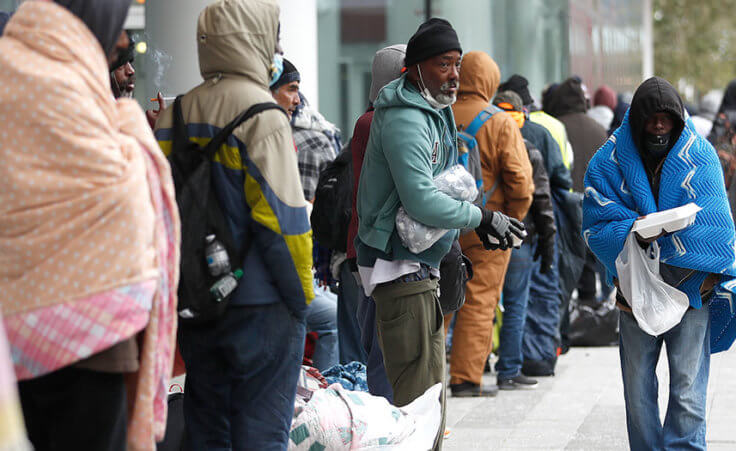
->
[119, 77, 135, 98]
[428, 81, 458, 108]
[436, 85, 457, 106]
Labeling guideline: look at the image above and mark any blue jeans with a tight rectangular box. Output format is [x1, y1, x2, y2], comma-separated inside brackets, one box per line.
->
[337, 262, 368, 364]
[496, 242, 534, 379]
[354, 273, 394, 402]
[619, 305, 710, 451]
[523, 237, 561, 366]
[596, 258, 614, 301]
[179, 302, 305, 450]
[307, 279, 339, 372]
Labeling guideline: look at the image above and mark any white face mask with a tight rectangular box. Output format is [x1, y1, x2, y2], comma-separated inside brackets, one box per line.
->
[417, 65, 456, 109]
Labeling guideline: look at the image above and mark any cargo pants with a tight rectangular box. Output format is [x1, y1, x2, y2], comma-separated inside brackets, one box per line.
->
[372, 271, 446, 450]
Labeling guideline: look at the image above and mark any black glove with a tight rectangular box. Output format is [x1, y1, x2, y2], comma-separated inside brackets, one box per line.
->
[475, 209, 526, 251]
[534, 240, 555, 274]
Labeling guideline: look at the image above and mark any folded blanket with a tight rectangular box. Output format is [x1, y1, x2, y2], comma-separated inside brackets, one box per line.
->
[583, 110, 736, 352]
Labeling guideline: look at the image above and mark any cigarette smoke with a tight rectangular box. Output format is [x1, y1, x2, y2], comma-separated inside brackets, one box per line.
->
[149, 48, 173, 96]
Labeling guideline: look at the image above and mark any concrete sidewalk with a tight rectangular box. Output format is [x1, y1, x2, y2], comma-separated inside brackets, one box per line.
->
[444, 346, 736, 450]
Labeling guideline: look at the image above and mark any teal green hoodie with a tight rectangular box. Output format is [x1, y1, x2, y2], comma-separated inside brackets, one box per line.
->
[356, 74, 482, 269]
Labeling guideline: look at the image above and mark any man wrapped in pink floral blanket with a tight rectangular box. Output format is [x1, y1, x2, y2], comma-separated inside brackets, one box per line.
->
[0, 1, 180, 450]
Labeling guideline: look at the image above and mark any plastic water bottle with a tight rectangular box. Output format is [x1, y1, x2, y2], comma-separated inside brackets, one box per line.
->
[205, 234, 230, 277]
[210, 269, 243, 303]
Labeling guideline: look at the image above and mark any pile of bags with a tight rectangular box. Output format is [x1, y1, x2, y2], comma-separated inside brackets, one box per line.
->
[289, 366, 441, 450]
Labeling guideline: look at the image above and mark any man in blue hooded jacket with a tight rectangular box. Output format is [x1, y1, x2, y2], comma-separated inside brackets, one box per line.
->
[583, 77, 736, 450]
[356, 18, 525, 449]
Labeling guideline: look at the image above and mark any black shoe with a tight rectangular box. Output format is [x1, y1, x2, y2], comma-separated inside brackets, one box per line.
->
[522, 357, 556, 377]
[450, 381, 498, 397]
[497, 374, 539, 390]
[577, 296, 599, 309]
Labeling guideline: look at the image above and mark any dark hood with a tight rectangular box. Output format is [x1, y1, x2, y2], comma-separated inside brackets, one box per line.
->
[54, 0, 130, 58]
[110, 30, 134, 71]
[718, 79, 736, 113]
[0, 12, 10, 35]
[543, 77, 587, 118]
[629, 76, 685, 154]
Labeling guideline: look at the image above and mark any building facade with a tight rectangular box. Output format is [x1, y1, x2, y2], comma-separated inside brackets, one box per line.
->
[0, 0, 653, 135]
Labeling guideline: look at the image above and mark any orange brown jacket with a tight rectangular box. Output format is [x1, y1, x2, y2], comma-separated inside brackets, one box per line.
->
[452, 51, 534, 249]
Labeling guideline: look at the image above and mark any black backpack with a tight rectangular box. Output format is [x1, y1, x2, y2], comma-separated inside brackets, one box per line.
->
[168, 96, 284, 325]
[310, 141, 353, 252]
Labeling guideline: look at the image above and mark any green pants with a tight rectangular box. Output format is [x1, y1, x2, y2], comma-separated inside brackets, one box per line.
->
[372, 277, 446, 450]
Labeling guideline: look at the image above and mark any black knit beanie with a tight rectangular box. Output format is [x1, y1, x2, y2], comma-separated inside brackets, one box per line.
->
[405, 18, 462, 67]
[271, 58, 300, 91]
[498, 74, 533, 106]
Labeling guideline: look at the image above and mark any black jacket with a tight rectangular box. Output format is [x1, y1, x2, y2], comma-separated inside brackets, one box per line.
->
[609, 96, 629, 135]
[544, 78, 608, 192]
[523, 139, 556, 253]
[521, 119, 572, 191]
[707, 79, 736, 145]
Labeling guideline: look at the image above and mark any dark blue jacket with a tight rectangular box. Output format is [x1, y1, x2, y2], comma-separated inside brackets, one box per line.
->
[521, 120, 572, 191]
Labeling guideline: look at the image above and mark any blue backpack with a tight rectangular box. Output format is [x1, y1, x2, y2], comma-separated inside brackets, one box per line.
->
[457, 105, 502, 207]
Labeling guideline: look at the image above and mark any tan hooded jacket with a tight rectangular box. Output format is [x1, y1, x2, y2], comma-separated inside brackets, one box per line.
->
[453, 51, 533, 247]
[155, 0, 314, 314]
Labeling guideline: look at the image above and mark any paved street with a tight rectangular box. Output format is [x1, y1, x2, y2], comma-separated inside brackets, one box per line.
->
[444, 346, 736, 450]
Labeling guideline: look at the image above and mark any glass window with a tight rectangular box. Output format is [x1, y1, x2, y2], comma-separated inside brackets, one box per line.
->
[317, 0, 428, 135]
[317, 0, 570, 132]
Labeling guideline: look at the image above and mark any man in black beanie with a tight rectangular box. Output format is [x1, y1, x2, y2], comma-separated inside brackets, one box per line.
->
[403, 18, 463, 109]
[270, 57, 301, 119]
[356, 17, 525, 450]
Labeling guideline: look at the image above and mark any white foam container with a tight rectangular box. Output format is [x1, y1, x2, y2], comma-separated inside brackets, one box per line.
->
[631, 202, 701, 239]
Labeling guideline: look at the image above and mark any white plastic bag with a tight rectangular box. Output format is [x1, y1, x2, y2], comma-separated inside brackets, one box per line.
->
[615, 233, 690, 336]
[395, 207, 449, 254]
[433, 164, 479, 202]
[395, 165, 478, 254]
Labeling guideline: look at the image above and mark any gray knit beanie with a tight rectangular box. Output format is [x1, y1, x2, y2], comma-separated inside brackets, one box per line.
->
[369, 44, 407, 104]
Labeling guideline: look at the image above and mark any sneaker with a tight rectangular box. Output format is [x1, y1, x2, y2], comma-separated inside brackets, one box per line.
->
[450, 381, 498, 397]
[497, 374, 539, 390]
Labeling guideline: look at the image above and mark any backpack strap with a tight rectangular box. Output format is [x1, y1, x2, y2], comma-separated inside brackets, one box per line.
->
[464, 105, 502, 139]
[172, 95, 189, 151]
[457, 105, 503, 208]
[457, 129, 478, 150]
[204, 102, 287, 159]
[171, 97, 286, 159]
